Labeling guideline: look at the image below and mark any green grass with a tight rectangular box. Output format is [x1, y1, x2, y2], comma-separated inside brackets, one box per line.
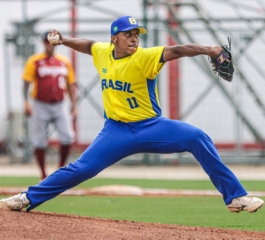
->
[0, 177, 265, 231]
[1, 177, 265, 191]
[3, 195, 263, 231]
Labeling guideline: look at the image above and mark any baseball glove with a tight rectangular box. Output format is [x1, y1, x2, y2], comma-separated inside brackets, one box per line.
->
[210, 37, 234, 82]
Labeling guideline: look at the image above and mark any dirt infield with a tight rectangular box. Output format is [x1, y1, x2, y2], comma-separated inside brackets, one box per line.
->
[0, 209, 265, 240]
[1, 186, 265, 239]
[1, 163, 265, 239]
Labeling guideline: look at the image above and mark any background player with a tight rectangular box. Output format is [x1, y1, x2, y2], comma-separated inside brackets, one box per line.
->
[22, 31, 77, 180]
[0, 16, 263, 213]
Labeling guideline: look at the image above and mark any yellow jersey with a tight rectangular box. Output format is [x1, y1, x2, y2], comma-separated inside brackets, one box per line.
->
[92, 42, 165, 122]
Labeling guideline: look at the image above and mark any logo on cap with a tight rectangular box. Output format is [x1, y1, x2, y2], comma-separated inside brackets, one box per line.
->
[128, 18, 137, 25]
[113, 26, 118, 33]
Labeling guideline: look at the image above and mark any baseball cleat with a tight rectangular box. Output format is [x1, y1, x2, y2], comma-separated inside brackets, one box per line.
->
[0, 193, 30, 211]
[227, 196, 264, 213]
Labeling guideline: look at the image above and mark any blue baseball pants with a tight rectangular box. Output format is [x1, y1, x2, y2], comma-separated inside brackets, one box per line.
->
[26, 117, 247, 211]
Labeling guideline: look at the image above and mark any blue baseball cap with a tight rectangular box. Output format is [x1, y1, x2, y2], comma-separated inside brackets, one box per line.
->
[111, 16, 147, 36]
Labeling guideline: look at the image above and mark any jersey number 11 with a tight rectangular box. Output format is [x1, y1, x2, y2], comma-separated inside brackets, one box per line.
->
[126, 97, 139, 109]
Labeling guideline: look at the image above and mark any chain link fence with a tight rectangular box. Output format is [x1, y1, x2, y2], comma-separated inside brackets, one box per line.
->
[1, 0, 265, 165]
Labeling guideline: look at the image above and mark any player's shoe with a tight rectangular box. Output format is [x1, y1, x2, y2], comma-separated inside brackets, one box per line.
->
[0, 193, 30, 211]
[227, 196, 264, 213]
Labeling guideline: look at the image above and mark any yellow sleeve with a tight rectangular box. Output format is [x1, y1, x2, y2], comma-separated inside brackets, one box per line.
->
[65, 59, 76, 85]
[92, 42, 112, 71]
[22, 56, 36, 82]
[91, 42, 107, 58]
[136, 46, 165, 79]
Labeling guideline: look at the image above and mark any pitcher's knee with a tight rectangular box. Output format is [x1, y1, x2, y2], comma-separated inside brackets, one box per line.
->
[186, 128, 211, 146]
[67, 161, 102, 181]
[195, 128, 208, 139]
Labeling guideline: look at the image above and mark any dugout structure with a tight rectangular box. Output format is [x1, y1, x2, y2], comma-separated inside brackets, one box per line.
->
[2, 0, 265, 164]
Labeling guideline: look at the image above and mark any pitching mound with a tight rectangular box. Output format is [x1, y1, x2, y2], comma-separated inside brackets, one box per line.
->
[1, 186, 265, 239]
[0, 210, 265, 240]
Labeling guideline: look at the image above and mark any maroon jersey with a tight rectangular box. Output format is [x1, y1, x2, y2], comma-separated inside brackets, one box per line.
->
[22, 53, 75, 103]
